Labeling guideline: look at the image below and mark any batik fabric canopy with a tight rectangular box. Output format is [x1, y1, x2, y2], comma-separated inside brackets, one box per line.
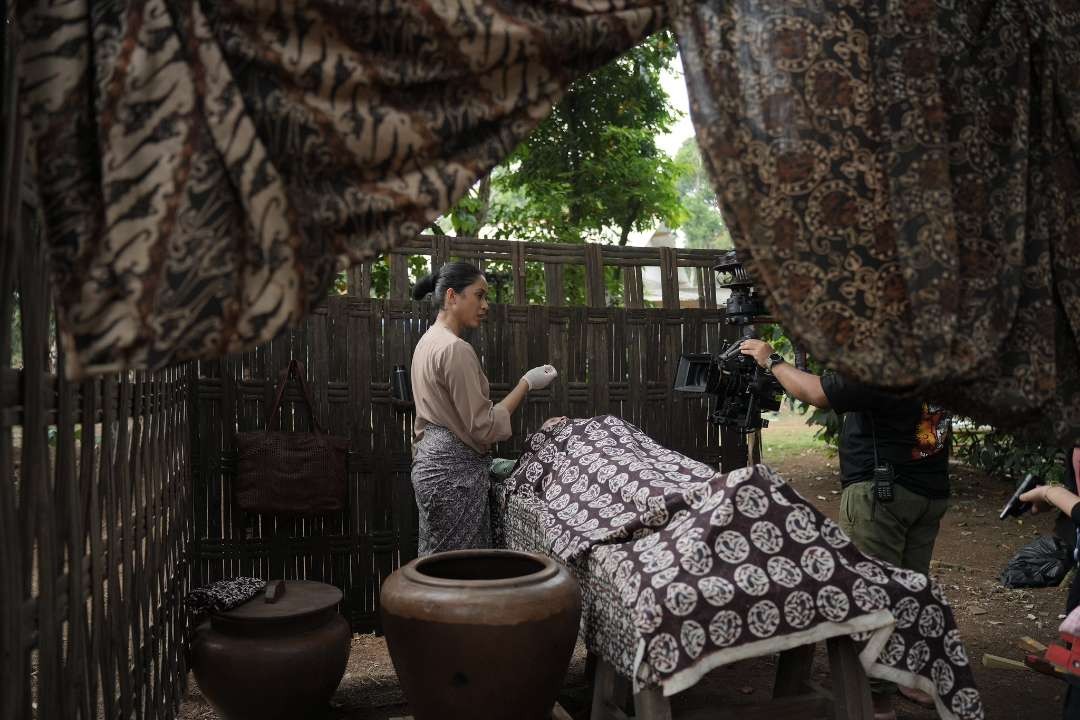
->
[17, 0, 1080, 443]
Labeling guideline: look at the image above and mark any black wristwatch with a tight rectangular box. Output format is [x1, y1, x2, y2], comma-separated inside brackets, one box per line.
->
[765, 352, 785, 372]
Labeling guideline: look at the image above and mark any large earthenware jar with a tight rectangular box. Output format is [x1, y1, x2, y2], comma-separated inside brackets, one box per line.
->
[191, 580, 351, 720]
[380, 549, 581, 720]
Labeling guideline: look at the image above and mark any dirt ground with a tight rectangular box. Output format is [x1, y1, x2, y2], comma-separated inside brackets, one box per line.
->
[180, 413, 1073, 719]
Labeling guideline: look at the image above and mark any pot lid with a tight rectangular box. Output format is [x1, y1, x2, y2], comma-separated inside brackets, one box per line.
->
[215, 580, 342, 624]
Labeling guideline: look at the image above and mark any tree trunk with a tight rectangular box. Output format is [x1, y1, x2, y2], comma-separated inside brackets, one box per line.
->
[618, 200, 641, 246]
[475, 174, 492, 232]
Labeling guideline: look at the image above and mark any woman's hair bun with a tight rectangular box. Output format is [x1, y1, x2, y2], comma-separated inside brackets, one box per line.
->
[412, 268, 439, 300]
[410, 262, 480, 308]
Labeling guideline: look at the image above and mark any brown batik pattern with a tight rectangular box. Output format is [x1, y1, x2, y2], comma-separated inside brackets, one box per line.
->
[17, 0, 1080, 445]
[672, 0, 1080, 443]
[19, 0, 665, 377]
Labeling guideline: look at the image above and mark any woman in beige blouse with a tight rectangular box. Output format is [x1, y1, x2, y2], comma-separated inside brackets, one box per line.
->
[410, 262, 558, 555]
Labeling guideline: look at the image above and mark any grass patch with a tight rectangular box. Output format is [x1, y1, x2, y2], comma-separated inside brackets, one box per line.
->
[758, 407, 834, 464]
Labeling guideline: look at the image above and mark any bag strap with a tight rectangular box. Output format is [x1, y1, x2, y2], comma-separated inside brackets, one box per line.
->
[870, 413, 880, 469]
[264, 359, 327, 434]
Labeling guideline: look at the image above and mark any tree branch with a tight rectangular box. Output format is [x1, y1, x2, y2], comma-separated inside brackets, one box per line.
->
[619, 200, 642, 246]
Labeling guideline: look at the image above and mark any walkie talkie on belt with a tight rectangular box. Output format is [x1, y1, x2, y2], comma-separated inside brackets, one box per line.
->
[870, 416, 894, 503]
[873, 462, 896, 503]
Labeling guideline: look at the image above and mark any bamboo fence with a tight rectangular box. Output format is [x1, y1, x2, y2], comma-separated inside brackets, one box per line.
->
[193, 236, 744, 631]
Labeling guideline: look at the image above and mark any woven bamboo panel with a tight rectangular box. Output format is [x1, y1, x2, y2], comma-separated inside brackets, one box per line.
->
[1, 221, 193, 719]
[195, 238, 745, 632]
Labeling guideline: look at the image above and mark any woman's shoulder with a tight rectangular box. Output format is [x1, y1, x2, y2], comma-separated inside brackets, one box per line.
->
[442, 335, 479, 363]
[419, 327, 477, 365]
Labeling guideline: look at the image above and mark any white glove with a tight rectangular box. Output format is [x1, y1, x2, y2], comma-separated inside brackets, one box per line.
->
[522, 365, 558, 390]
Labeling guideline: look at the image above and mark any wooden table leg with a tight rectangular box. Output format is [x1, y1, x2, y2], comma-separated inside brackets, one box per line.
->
[774, 642, 816, 697]
[632, 686, 673, 720]
[591, 658, 632, 720]
[551, 702, 574, 720]
[826, 636, 873, 720]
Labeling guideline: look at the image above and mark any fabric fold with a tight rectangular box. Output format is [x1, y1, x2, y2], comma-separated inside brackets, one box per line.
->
[672, 0, 1080, 442]
[18, 0, 1080, 443]
[498, 415, 982, 720]
[20, 0, 666, 376]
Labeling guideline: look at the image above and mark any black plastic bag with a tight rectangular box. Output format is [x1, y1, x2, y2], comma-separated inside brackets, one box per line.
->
[999, 535, 1073, 588]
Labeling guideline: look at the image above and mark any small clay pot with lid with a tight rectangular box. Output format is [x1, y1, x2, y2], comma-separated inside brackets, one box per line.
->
[191, 580, 351, 720]
[380, 549, 581, 720]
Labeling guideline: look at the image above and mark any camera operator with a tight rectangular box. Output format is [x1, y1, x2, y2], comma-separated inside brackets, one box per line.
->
[740, 339, 951, 719]
[1022, 447, 1080, 720]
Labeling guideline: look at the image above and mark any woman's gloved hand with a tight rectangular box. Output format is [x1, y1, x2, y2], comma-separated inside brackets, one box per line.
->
[522, 365, 558, 390]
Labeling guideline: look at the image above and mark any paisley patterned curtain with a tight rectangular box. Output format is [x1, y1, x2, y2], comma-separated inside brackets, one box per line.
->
[672, 0, 1080, 443]
[16, 0, 1080, 443]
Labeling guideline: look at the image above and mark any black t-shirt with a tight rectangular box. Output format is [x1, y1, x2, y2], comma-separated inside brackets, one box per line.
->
[820, 373, 951, 499]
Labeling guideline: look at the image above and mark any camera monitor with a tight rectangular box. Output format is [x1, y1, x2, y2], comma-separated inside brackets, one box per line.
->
[674, 354, 715, 394]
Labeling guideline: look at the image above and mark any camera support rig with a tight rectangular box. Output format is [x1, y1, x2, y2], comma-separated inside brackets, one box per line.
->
[672, 251, 787, 434]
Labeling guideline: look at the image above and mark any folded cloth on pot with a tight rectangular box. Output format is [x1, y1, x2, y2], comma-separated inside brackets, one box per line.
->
[495, 415, 981, 720]
[186, 577, 266, 615]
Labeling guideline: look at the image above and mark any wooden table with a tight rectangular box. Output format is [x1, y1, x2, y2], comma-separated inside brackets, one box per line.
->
[590, 635, 873, 720]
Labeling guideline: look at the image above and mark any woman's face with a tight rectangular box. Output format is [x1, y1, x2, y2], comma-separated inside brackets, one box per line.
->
[446, 276, 489, 328]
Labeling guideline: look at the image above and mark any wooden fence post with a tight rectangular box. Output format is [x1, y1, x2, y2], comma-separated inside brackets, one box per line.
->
[511, 241, 527, 305]
[584, 245, 610, 414]
[584, 243, 606, 307]
[389, 253, 410, 300]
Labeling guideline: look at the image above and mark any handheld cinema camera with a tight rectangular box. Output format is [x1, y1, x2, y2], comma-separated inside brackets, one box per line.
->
[672, 251, 785, 434]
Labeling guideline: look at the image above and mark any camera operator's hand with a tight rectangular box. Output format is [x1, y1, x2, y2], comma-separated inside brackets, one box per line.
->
[739, 339, 775, 368]
[739, 339, 831, 409]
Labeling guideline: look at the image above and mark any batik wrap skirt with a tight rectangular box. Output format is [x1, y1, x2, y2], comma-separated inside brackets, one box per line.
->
[411, 425, 492, 556]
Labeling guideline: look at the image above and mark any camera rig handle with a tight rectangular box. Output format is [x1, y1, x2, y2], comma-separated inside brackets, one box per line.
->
[719, 340, 744, 362]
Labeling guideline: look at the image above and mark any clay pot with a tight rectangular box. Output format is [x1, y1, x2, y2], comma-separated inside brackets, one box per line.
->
[380, 549, 582, 720]
[191, 580, 351, 720]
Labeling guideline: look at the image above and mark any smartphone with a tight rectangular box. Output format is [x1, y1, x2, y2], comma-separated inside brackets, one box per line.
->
[999, 473, 1042, 520]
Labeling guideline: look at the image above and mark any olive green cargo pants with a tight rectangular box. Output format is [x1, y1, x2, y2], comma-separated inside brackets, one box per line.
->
[839, 480, 949, 576]
[839, 481, 949, 697]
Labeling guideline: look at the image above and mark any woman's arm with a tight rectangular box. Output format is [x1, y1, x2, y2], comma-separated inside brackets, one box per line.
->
[1021, 483, 1080, 517]
[1022, 449, 1080, 516]
[444, 343, 514, 445]
[498, 365, 557, 417]
[496, 379, 530, 417]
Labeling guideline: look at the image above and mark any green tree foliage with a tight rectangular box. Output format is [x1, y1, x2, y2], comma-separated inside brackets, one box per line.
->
[444, 175, 492, 238]
[952, 427, 1066, 485]
[332, 255, 431, 298]
[673, 138, 731, 250]
[488, 31, 685, 247]
[336, 35, 685, 304]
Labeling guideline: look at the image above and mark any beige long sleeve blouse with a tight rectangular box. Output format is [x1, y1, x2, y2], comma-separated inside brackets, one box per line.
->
[410, 322, 512, 455]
